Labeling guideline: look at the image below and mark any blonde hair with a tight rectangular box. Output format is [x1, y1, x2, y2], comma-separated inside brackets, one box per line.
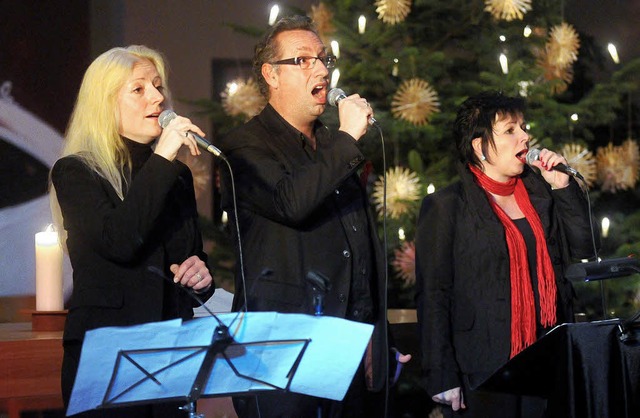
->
[50, 45, 172, 242]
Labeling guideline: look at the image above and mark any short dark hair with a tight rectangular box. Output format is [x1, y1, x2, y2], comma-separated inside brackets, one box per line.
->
[454, 91, 526, 168]
[253, 15, 320, 99]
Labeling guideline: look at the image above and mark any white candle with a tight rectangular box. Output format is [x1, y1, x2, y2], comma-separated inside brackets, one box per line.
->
[330, 69, 341, 89]
[330, 40, 340, 59]
[35, 225, 64, 311]
[358, 15, 366, 34]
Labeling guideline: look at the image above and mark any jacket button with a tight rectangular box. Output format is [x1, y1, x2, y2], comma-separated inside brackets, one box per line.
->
[342, 250, 351, 258]
[339, 294, 347, 303]
[335, 189, 340, 195]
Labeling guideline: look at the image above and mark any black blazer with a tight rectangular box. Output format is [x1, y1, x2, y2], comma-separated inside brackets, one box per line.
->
[218, 104, 390, 391]
[51, 151, 213, 344]
[415, 163, 598, 395]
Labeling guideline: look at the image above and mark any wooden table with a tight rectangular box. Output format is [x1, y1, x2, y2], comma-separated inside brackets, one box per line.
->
[0, 322, 64, 418]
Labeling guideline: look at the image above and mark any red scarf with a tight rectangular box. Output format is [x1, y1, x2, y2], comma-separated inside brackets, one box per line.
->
[469, 164, 557, 357]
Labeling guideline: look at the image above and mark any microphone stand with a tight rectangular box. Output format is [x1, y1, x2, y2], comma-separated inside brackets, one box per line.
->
[181, 325, 234, 418]
[147, 266, 229, 418]
[306, 271, 331, 317]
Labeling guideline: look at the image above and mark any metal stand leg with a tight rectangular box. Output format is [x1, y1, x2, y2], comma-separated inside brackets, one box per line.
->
[180, 401, 204, 418]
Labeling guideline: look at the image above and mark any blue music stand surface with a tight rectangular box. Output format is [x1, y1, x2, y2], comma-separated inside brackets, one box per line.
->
[66, 312, 373, 416]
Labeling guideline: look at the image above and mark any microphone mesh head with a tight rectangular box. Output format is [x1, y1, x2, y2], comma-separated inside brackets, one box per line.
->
[327, 88, 346, 107]
[525, 148, 540, 165]
[158, 109, 177, 128]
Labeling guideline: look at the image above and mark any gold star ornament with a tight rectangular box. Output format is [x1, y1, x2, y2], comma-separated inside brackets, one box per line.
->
[372, 166, 422, 219]
[560, 143, 597, 188]
[484, 0, 532, 21]
[308, 2, 335, 45]
[596, 140, 640, 193]
[391, 78, 441, 126]
[221, 78, 266, 121]
[547, 22, 580, 69]
[535, 45, 575, 94]
[375, 0, 412, 25]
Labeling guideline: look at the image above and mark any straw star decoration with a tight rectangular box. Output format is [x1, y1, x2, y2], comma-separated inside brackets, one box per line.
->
[484, 0, 532, 21]
[221, 78, 266, 121]
[596, 142, 638, 193]
[547, 22, 580, 68]
[308, 2, 335, 45]
[619, 138, 640, 188]
[392, 241, 416, 287]
[372, 166, 421, 219]
[535, 46, 574, 94]
[375, 0, 412, 25]
[560, 143, 597, 188]
[391, 78, 440, 126]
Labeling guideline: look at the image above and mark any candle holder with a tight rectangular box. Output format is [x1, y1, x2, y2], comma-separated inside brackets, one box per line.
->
[29, 309, 68, 332]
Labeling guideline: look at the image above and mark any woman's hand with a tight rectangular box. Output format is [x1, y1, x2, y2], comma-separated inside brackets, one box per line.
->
[432, 387, 466, 411]
[170, 255, 213, 293]
[529, 148, 570, 190]
[154, 114, 206, 161]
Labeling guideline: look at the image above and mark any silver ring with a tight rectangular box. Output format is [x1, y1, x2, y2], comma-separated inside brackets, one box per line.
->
[184, 131, 189, 137]
[194, 272, 203, 282]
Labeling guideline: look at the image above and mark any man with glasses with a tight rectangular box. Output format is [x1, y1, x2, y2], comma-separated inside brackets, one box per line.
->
[219, 14, 390, 418]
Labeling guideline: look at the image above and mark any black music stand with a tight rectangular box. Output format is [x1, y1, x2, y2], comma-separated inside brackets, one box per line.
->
[67, 312, 373, 417]
[477, 320, 640, 418]
[106, 325, 308, 417]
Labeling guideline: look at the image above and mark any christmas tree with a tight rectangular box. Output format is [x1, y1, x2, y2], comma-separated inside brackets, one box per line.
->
[199, 0, 640, 319]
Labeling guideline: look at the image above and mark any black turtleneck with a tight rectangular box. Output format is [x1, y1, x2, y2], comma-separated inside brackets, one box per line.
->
[123, 137, 154, 182]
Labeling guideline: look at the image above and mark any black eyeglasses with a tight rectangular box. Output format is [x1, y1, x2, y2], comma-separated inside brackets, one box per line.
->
[270, 55, 337, 70]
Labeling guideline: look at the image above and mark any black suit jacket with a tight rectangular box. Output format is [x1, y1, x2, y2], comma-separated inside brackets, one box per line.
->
[415, 163, 598, 396]
[219, 104, 389, 391]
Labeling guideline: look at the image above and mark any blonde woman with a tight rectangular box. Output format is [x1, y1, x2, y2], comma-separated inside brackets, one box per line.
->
[50, 45, 213, 417]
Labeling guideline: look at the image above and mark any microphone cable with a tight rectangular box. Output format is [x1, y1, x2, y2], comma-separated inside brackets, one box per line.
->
[218, 156, 250, 329]
[579, 180, 607, 319]
[370, 121, 391, 418]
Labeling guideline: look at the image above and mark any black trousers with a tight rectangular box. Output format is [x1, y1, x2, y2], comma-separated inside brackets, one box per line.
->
[232, 360, 386, 418]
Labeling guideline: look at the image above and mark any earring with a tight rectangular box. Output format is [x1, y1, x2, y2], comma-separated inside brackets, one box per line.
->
[480, 155, 486, 161]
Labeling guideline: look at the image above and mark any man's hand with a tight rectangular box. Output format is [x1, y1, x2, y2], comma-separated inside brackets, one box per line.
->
[337, 94, 374, 141]
[432, 387, 466, 411]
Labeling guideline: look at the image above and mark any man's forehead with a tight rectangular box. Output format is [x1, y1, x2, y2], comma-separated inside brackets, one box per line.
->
[276, 30, 325, 53]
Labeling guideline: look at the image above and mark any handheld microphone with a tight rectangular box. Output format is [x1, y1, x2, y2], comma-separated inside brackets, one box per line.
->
[327, 88, 378, 126]
[525, 148, 583, 180]
[158, 110, 224, 157]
